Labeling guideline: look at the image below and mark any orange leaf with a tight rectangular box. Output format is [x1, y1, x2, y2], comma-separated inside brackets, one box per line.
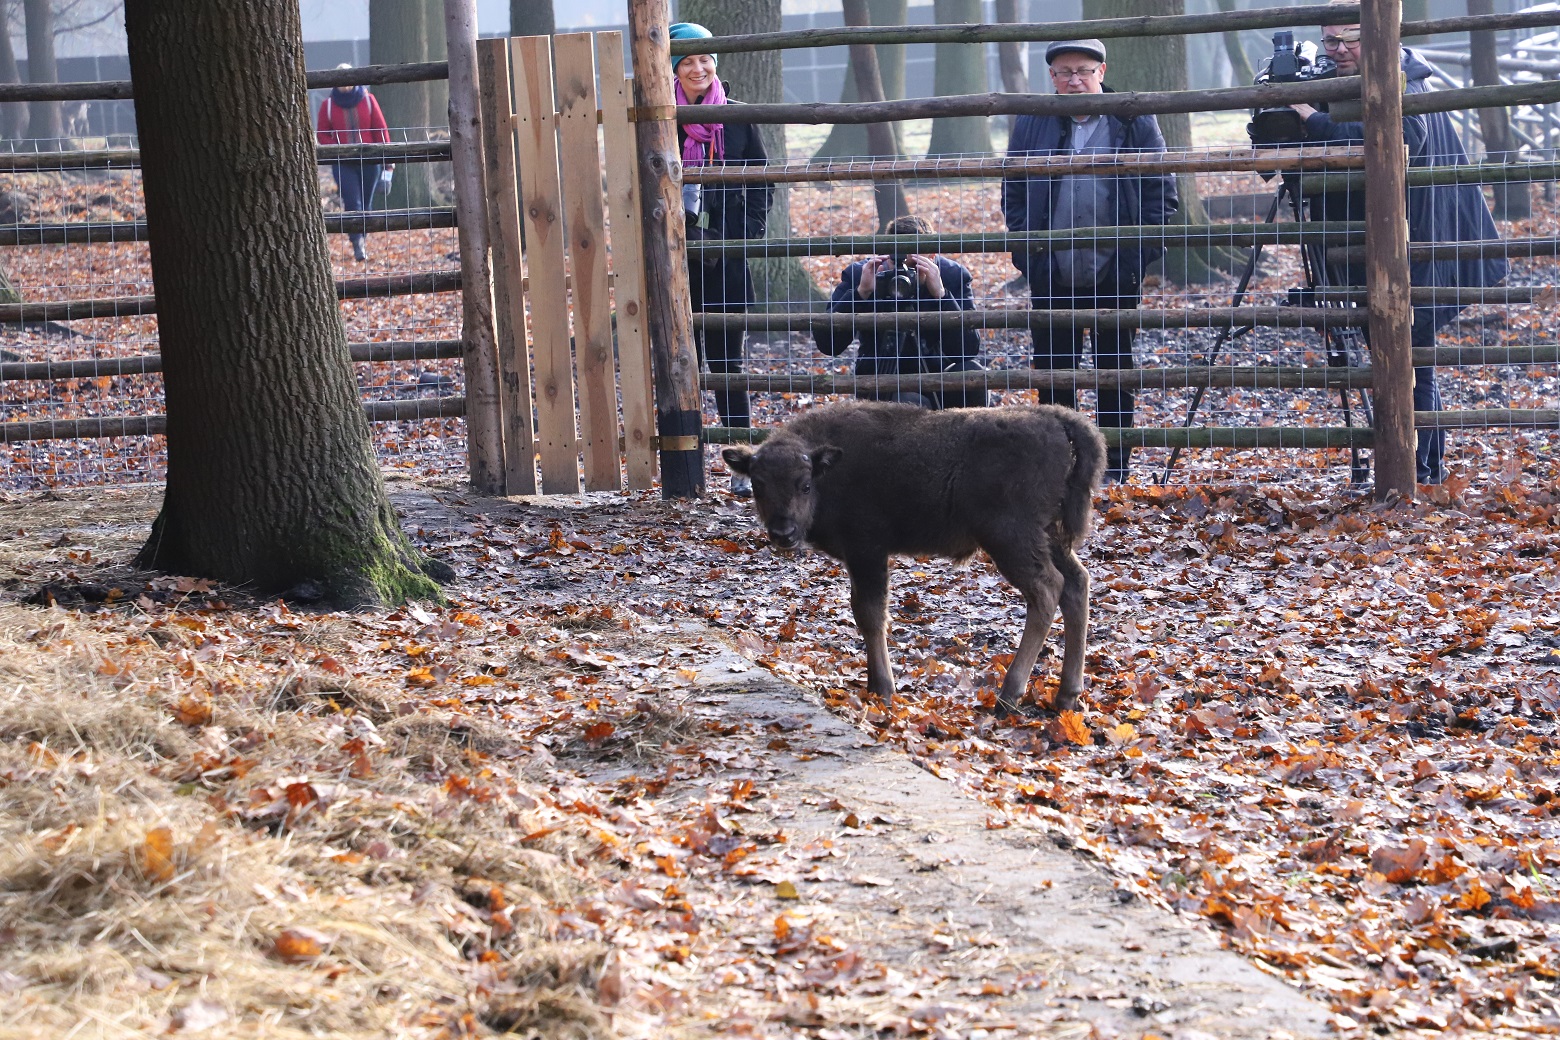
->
[272, 927, 330, 963]
[1370, 839, 1428, 883]
[1456, 878, 1492, 911]
[583, 721, 615, 743]
[171, 694, 213, 727]
[139, 826, 176, 883]
[1052, 710, 1092, 746]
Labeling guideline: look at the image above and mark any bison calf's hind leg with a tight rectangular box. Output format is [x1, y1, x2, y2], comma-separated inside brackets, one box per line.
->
[846, 555, 895, 698]
[988, 542, 1067, 715]
[1051, 544, 1091, 712]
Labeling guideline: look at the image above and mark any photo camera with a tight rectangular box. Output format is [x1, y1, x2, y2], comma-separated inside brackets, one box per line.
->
[874, 256, 918, 301]
[1247, 31, 1338, 145]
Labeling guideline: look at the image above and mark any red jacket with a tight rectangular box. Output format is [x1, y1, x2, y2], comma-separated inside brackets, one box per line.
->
[316, 89, 390, 146]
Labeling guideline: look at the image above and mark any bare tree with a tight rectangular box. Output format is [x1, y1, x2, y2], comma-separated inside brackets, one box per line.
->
[1214, 0, 1254, 85]
[22, 0, 61, 147]
[123, 0, 440, 605]
[926, 0, 992, 156]
[813, 0, 906, 161]
[994, 0, 1028, 137]
[369, 0, 433, 207]
[1468, 0, 1530, 218]
[0, 0, 27, 140]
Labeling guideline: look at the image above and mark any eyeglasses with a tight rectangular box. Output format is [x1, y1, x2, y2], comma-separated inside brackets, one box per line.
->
[1322, 29, 1362, 48]
[1050, 66, 1102, 81]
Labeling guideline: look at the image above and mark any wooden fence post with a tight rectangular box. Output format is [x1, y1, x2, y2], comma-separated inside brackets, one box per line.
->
[627, 0, 704, 498]
[1361, 0, 1416, 501]
[442, 0, 505, 495]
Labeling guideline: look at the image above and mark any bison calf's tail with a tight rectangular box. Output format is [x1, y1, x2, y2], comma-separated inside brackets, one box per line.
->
[1057, 410, 1107, 542]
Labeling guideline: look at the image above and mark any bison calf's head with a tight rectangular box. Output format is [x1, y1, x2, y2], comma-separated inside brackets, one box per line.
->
[722, 441, 840, 550]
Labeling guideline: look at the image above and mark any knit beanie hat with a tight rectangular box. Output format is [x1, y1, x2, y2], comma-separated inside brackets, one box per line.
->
[669, 22, 716, 71]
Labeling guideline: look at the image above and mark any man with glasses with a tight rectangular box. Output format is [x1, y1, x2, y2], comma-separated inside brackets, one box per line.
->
[1002, 39, 1178, 484]
[1290, 9, 1507, 485]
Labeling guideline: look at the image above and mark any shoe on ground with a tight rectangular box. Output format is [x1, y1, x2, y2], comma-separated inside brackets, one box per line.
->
[352, 239, 367, 262]
[729, 473, 752, 498]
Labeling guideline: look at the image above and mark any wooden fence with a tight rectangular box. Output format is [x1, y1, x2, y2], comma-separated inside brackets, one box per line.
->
[474, 31, 657, 495]
[617, 0, 1560, 502]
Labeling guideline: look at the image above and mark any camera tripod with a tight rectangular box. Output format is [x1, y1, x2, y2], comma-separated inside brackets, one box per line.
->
[1159, 173, 1373, 485]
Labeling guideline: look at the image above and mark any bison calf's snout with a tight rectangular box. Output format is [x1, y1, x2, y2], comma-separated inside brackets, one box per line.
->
[722, 402, 1105, 715]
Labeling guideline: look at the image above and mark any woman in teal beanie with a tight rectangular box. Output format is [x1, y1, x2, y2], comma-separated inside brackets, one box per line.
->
[670, 21, 772, 496]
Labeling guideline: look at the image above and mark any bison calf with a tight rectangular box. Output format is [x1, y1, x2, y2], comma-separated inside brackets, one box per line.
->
[723, 401, 1105, 715]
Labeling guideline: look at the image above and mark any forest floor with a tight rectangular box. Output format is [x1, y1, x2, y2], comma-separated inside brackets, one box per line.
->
[0, 459, 1557, 1038]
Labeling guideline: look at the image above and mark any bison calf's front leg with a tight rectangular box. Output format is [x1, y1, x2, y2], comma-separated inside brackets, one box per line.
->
[846, 556, 895, 698]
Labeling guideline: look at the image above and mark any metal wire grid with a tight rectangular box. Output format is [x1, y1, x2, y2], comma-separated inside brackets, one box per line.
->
[0, 121, 467, 490]
[687, 132, 1560, 491]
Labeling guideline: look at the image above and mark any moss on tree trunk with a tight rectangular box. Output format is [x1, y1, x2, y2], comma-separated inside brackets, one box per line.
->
[125, 0, 440, 609]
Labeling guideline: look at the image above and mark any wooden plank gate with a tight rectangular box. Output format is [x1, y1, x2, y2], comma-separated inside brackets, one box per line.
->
[475, 31, 657, 495]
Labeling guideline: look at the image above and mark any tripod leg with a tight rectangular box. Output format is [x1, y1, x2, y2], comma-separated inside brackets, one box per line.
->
[1159, 187, 1288, 485]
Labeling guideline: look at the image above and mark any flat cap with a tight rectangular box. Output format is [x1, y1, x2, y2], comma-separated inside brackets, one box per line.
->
[1045, 39, 1107, 65]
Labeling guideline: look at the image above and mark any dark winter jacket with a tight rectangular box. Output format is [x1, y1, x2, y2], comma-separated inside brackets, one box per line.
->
[679, 96, 774, 312]
[1304, 48, 1507, 338]
[814, 256, 981, 376]
[1001, 88, 1179, 290]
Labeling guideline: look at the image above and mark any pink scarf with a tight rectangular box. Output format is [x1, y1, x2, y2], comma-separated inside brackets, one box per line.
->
[675, 77, 726, 166]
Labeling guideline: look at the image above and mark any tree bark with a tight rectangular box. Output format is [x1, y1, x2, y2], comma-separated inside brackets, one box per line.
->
[124, 0, 439, 605]
[812, 0, 907, 161]
[926, 0, 993, 156]
[1214, 0, 1255, 86]
[1083, 0, 1237, 284]
[1469, 0, 1530, 218]
[0, 0, 26, 141]
[680, 0, 825, 308]
[370, 0, 433, 207]
[22, 0, 59, 147]
[994, 0, 1028, 134]
[841, 0, 908, 229]
[510, 0, 554, 36]
[424, 0, 448, 137]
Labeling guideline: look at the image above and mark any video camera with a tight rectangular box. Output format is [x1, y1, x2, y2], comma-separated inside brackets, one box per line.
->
[874, 256, 918, 302]
[1247, 31, 1338, 145]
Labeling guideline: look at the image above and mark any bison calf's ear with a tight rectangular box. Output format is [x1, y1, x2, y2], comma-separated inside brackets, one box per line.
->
[812, 446, 842, 473]
[722, 447, 754, 475]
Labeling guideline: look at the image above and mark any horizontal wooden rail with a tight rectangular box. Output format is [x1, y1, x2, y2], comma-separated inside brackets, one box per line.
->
[703, 424, 1375, 448]
[0, 270, 461, 323]
[677, 76, 1560, 127]
[0, 141, 453, 172]
[684, 147, 1366, 184]
[1421, 409, 1560, 429]
[1326, 236, 1560, 262]
[670, 5, 1560, 54]
[703, 366, 1368, 393]
[688, 223, 1364, 259]
[0, 208, 458, 246]
[0, 61, 449, 105]
[678, 78, 1361, 125]
[697, 306, 1362, 331]
[0, 340, 463, 382]
[0, 394, 465, 443]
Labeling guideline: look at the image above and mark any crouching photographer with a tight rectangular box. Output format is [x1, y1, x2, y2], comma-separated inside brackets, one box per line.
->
[813, 215, 988, 410]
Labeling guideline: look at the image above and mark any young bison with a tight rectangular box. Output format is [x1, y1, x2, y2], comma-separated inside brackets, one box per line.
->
[723, 401, 1105, 715]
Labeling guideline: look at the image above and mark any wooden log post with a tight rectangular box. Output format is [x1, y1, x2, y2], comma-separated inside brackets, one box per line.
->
[627, 0, 704, 498]
[1361, 0, 1416, 501]
[442, 0, 505, 494]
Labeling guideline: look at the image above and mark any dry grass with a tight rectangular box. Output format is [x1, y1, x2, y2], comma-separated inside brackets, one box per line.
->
[0, 606, 615, 1039]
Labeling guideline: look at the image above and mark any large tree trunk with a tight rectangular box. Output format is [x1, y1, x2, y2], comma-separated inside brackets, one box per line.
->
[1469, 0, 1530, 218]
[0, 0, 26, 141]
[370, 0, 433, 208]
[510, 0, 554, 35]
[1402, 0, 1429, 43]
[994, 0, 1028, 135]
[124, 0, 438, 606]
[22, 0, 59, 148]
[680, 0, 825, 309]
[812, 0, 906, 161]
[1083, 0, 1236, 285]
[926, 0, 992, 156]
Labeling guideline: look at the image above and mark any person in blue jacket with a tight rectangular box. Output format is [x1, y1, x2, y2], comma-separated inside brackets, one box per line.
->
[1291, 16, 1508, 485]
[1001, 39, 1178, 484]
[813, 214, 988, 410]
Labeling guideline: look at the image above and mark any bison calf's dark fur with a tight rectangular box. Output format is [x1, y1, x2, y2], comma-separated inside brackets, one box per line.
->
[724, 401, 1105, 715]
